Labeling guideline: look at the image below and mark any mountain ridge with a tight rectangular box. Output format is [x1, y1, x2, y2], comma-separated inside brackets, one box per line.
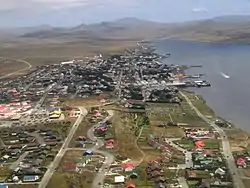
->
[17, 15, 250, 43]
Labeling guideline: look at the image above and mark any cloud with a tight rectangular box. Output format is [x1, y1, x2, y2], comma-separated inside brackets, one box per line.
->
[0, 0, 141, 11]
[192, 7, 208, 12]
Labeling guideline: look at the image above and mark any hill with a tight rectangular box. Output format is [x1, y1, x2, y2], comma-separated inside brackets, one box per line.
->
[20, 15, 250, 43]
[20, 17, 176, 40]
[2, 15, 250, 75]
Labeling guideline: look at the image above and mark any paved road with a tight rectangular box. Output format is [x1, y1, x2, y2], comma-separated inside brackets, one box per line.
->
[32, 84, 55, 112]
[38, 107, 87, 188]
[178, 177, 189, 188]
[86, 110, 115, 188]
[0, 57, 32, 80]
[10, 152, 29, 170]
[27, 132, 45, 145]
[165, 138, 193, 169]
[180, 91, 245, 188]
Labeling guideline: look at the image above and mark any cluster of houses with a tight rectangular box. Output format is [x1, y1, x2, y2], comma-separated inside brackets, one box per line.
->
[185, 128, 215, 140]
[147, 134, 185, 165]
[89, 108, 108, 123]
[186, 150, 233, 187]
[0, 101, 32, 120]
[0, 127, 62, 183]
[94, 121, 115, 149]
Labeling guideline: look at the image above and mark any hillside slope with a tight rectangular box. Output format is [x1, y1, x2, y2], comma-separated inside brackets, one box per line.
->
[20, 16, 250, 43]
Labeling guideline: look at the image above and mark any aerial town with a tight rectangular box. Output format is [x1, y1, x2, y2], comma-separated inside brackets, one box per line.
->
[0, 44, 246, 188]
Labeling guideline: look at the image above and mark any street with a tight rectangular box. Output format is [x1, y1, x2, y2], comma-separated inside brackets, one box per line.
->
[180, 91, 245, 188]
[86, 110, 115, 188]
[38, 107, 87, 188]
[0, 57, 32, 80]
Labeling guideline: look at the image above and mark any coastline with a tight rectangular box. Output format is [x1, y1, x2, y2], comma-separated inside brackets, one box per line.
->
[184, 90, 240, 128]
[142, 37, 250, 45]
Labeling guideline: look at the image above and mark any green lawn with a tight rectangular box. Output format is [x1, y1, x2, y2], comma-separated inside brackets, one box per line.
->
[174, 139, 220, 150]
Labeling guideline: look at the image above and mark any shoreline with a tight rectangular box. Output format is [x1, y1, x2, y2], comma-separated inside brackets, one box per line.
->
[184, 89, 248, 134]
[143, 37, 250, 45]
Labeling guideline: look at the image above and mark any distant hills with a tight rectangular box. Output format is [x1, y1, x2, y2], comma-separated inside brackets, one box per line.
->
[5, 15, 250, 43]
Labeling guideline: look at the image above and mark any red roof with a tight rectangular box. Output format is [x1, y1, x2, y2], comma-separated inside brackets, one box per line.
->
[105, 139, 114, 144]
[121, 163, 135, 169]
[237, 157, 246, 166]
[127, 184, 136, 188]
[0, 106, 5, 111]
[195, 140, 205, 148]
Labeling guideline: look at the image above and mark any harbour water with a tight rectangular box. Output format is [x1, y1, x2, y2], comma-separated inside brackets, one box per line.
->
[154, 40, 250, 132]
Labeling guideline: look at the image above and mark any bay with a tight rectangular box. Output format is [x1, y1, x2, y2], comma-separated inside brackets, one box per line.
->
[154, 40, 250, 132]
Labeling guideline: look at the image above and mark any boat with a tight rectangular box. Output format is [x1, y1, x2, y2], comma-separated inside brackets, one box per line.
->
[220, 72, 230, 79]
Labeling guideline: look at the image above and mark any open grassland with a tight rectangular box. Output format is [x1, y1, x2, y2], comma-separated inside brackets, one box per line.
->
[242, 179, 250, 188]
[62, 93, 111, 108]
[180, 91, 216, 118]
[47, 171, 94, 188]
[0, 38, 137, 69]
[0, 165, 11, 183]
[111, 111, 143, 162]
[148, 102, 208, 127]
[225, 129, 250, 152]
[0, 58, 28, 77]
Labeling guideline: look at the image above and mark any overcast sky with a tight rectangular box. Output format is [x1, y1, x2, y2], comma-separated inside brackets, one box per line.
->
[1, 0, 250, 27]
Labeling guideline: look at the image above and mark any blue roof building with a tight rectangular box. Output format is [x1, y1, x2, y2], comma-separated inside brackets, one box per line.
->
[0, 184, 8, 188]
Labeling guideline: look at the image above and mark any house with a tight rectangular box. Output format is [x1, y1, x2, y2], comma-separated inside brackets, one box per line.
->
[114, 175, 125, 183]
[127, 184, 136, 188]
[236, 157, 246, 168]
[76, 136, 87, 141]
[0, 184, 8, 188]
[195, 140, 205, 148]
[121, 163, 135, 172]
[70, 109, 81, 118]
[105, 139, 114, 149]
[2, 155, 10, 160]
[22, 175, 40, 182]
[215, 168, 226, 176]
[93, 110, 102, 117]
[84, 150, 93, 156]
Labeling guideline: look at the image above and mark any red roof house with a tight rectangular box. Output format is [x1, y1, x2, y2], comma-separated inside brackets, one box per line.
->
[76, 136, 87, 141]
[195, 140, 205, 148]
[122, 163, 135, 172]
[127, 184, 136, 188]
[237, 157, 246, 167]
[105, 139, 114, 149]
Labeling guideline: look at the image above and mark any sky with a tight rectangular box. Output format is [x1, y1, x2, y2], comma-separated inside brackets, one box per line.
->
[1, 0, 250, 27]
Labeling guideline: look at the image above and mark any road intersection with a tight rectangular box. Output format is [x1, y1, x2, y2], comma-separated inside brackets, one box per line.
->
[38, 107, 88, 188]
[87, 110, 115, 188]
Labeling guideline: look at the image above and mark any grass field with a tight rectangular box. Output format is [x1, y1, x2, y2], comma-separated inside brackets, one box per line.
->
[151, 125, 185, 138]
[148, 102, 207, 127]
[0, 165, 11, 183]
[0, 58, 27, 77]
[174, 139, 220, 150]
[225, 129, 249, 152]
[69, 119, 93, 148]
[0, 37, 137, 76]
[180, 91, 216, 118]
[242, 179, 250, 188]
[111, 111, 143, 162]
[62, 93, 112, 108]
[47, 171, 94, 188]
